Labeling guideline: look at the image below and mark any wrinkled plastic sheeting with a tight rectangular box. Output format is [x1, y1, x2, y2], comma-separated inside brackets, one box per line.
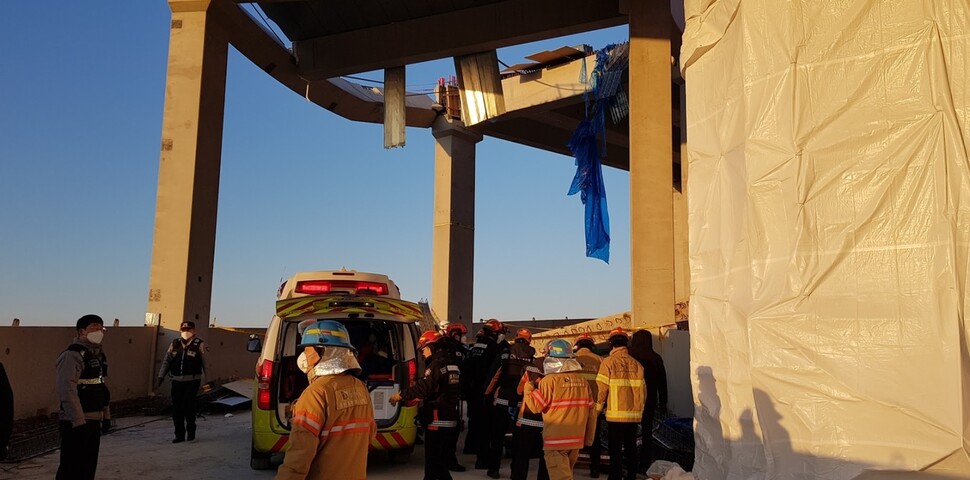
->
[682, 1, 970, 479]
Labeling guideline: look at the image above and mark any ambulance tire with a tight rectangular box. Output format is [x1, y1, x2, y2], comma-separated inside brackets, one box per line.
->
[250, 444, 272, 470]
[387, 445, 414, 463]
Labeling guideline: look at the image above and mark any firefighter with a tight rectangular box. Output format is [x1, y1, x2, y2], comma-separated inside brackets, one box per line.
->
[483, 328, 534, 478]
[438, 322, 469, 471]
[275, 320, 376, 480]
[55, 314, 111, 480]
[390, 330, 462, 480]
[510, 348, 549, 480]
[523, 339, 597, 480]
[595, 328, 646, 480]
[574, 333, 605, 478]
[156, 321, 208, 443]
[463, 318, 506, 467]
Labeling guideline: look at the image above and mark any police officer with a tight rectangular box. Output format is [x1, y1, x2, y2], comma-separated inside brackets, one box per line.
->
[56, 314, 111, 480]
[483, 327, 534, 479]
[157, 321, 208, 443]
[390, 330, 462, 480]
[464, 319, 505, 466]
[276, 320, 376, 480]
[438, 322, 469, 472]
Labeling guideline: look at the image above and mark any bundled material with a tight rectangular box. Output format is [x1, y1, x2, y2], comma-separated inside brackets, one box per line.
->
[683, 1, 970, 478]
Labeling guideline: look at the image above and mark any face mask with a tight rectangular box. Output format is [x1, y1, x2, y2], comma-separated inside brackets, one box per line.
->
[86, 330, 104, 344]
[297, 348, 321, 374]
[497, 334, 506, 343]
[181, 331, 193, 341]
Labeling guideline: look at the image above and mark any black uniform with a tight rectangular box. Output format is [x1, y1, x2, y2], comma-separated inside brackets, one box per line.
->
[55, 341, 109, 480]
[158, 336, 207, 442]
[484, 341, 532, 475]
[399, 348, 462, 480]
[0, 362, 12, 461]
[437, 335, 468, 470]
[510, 357, 549, 480]
[462, 334, 496, 459]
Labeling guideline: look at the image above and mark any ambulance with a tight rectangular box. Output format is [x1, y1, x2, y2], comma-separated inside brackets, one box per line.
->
[249, 269, 423, 469]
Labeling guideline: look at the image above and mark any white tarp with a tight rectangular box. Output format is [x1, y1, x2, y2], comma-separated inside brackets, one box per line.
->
[682, 1, 970, 479]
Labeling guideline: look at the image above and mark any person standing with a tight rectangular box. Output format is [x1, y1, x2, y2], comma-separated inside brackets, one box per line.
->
[574, 333, 605, 478]
[464, 318, 505, 467]
[390, 330, 462, 480]
[595, 328, 646, 480]
[510, 353, 549, 480]
[629, 329, 668, 472]
[157, 321, 208, 443]
[483, 328, 534, 478]
[0, 361, 13, 461]
[55, 314, 111, 480]
[275, 320, 375, 480]
[523, 339, 597, 480]
[439, 322, 469, 472]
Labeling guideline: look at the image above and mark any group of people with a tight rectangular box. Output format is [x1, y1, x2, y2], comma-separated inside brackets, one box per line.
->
[54, 314, 209, 480]
[277, 317, 667, 480]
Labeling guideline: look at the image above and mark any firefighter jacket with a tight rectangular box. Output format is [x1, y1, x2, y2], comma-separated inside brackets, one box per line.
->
[523, 371, 596, 450]
[515, 357, 545, 428]
[55, 339, 110, 426]
[463, 335, 496, 399]
[575, 347, 603, 399]
[158, 336, 208, 382]
[400, 349, 461, 430]
[275, 373, 376, 480]
[595, 346, 646, 423]
[485, 342, 535, 407]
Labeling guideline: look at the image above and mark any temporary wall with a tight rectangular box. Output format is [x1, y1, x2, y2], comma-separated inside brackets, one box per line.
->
[682, 1, 970, 479]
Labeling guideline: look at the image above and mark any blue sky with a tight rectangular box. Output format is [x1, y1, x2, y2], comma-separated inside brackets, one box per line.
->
[0, 2, 632, 328]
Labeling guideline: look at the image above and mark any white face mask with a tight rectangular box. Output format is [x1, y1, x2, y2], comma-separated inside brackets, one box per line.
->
[181, 331, 194, 341]
[297, 352, 310, 373]
[86, 330, 104, 344]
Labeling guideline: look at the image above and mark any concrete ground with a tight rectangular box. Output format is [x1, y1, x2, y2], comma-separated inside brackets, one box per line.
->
[0, 410, 606, 480]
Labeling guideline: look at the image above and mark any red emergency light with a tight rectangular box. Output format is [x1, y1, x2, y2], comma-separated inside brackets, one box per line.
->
[294, 280, 389, 296]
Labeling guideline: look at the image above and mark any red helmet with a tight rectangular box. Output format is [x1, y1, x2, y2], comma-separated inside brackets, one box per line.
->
[417, 330, 443, 350]
[444, 322, 468, 336]
[483, 318, 504, 333]
[607, 327, 630, 342]
[515, 328, 532, 344]
[574, 332, 595, 348]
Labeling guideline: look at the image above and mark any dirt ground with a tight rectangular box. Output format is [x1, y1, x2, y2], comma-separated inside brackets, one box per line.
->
[0, 410, 604, 480]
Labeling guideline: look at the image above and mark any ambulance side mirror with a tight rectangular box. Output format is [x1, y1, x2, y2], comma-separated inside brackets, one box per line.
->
[246, 334, 262, 353]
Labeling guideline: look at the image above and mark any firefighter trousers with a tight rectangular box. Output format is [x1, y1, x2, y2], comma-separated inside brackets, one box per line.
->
[510, 425, 549, 480]
[543, 449, 579, 480]
[485, 403, 512, 470]
[425, 427, 455, 480]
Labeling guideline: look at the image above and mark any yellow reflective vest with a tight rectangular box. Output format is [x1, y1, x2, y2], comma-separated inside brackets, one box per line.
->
[595, 346, 646, 423]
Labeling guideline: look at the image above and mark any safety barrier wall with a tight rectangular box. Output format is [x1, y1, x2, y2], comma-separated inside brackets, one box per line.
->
[0, 326, 262, 420]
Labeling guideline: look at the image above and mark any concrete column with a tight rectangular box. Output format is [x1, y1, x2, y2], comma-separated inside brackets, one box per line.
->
[147, 0, 228, 382]
[629, 0, 674, 327]
[431, 117, 482, 334]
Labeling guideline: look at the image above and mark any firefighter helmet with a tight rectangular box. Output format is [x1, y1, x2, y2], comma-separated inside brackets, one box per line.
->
[574, 332, 596, 349]
[607, 327, 630, 342]
[444, 322, 468, 336]
[298, 320, 354, 350]
[483, 318, 504, 333]
[515, 328, 532, 344]
[546, 339, 575, 358]
[417, 330, 444, 350]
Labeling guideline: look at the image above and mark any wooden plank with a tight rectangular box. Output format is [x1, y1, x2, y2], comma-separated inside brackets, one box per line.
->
[455, 50, 505, 126]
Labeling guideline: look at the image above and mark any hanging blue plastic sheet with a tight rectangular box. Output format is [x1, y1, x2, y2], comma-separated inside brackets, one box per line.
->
[567, 43, 628, 263]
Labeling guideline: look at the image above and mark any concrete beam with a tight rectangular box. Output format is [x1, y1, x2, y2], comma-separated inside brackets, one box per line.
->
[628, 0, 674, 328]
[431, 117, 483, 334]
[209, 0, 436, 127]
[294, 0, 627, 80]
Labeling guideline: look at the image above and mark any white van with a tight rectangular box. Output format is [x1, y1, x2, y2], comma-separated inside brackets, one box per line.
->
[249, 269, 422, 469]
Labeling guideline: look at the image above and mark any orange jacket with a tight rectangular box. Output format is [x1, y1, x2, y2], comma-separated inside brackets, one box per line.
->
[524, 371, 597, 450]
[595, 346, 646, 423]
[275, 374, 377, 480]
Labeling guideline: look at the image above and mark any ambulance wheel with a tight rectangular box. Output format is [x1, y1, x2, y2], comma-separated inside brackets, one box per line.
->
[251, 445, 272, 470]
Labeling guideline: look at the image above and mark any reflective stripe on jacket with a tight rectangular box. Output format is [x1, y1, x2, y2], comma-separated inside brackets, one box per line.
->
[524, 372, 596, 450]
[275, 374, 376, 480]
[596, 346, 646, 423]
